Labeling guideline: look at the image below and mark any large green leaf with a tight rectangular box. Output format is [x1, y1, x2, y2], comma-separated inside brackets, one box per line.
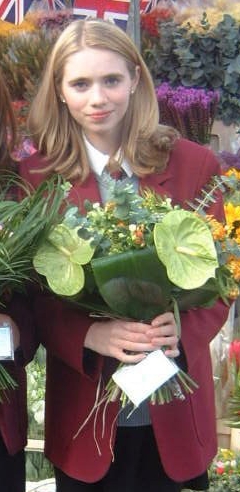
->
[153, 210, 219, 290]
[91, 248, 173, 321]
[33, 224, 94, 296]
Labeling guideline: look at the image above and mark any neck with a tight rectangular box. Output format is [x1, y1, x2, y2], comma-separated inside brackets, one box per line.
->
[83, 131, 121, 156]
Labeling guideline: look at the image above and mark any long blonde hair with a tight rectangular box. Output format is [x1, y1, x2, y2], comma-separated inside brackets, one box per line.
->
[0, 70, 16, 170]
[28, 18, 178, 181]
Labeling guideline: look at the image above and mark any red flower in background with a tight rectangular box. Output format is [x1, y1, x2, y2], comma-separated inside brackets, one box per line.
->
[141, 7, 174, 37]
[216, 462, 225, 475]
[229, 340, 240, 370]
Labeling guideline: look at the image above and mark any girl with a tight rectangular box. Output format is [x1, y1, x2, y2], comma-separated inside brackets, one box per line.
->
[0, 69, 37, 492]
[20, 19, 229, 492]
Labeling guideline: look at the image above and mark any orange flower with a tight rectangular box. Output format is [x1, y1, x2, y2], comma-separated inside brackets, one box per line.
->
[227, 256, 240, 282]
[228, 287, 240, 300]
[205, 215, 226, 241]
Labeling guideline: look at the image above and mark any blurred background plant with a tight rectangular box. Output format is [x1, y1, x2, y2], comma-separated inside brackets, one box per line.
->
[141, 7, 240, 126]
[208, 448, 240, 492]
[26, 345, 54, 481]
[27, 345, 45, 439]
[0, 9, 73, 140]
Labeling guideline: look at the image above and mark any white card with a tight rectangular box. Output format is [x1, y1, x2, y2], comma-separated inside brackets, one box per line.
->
[0, 324, 14, 360]
[112, 350, 178, 407]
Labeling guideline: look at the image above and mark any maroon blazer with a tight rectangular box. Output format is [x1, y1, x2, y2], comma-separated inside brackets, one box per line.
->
[0, 294, 37, 455]
[19, 138, 230, 482]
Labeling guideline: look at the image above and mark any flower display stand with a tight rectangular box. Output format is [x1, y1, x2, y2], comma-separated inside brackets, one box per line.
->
[26, 439, 44, 452]
[230, 428, 240, 451]
[211, 120, 240, 152]
[217, 419, 231, 449]
[216, 420, 240, 451]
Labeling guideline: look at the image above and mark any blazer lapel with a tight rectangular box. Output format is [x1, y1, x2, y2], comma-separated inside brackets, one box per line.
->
[68, 172, 102, 213]
[139, 166, 174, 198]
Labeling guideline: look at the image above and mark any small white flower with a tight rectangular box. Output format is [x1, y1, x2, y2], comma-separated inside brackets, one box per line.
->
[129, 224, 137, 232]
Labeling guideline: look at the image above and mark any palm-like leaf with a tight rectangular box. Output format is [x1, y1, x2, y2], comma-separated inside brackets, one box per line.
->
[0, 172, 66, 297]
[0, 172, 67, 398]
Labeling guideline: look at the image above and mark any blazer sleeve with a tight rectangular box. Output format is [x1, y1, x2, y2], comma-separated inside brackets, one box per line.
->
[33, 291, 104, 381]
[173, 141, 231, 372]
[5, 291, 38, 366]
[18, 153, 104, 380]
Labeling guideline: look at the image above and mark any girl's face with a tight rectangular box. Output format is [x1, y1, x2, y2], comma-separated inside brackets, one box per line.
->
[61, 47, 139, 154]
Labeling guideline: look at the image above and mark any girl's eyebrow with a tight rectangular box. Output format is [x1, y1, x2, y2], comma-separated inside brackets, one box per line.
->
[68, 72, 124, 85]
[68, 76, 89, 85]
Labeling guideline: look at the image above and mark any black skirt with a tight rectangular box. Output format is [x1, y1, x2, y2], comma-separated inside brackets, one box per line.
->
[55, 425, 209, 492]
[0, 434, 25, 492]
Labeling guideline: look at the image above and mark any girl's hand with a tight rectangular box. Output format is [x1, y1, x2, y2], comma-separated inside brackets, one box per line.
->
[84, 312, 179, 363]
[148, 312, 179, 358]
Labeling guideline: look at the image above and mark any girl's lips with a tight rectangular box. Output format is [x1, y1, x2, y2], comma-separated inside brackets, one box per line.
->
[88, 111, 112, 120]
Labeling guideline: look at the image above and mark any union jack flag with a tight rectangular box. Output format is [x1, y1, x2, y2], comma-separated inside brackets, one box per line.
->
[72, 0, 128, 29]
[72, 0, 148, 30]
[0, 0, 33, 24]
[45, 0, 71, 9]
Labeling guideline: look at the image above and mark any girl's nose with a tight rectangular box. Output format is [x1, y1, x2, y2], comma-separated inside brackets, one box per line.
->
[90, 84, 108, 105]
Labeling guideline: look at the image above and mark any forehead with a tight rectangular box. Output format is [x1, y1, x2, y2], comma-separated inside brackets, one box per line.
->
[63, 47, 129, 80]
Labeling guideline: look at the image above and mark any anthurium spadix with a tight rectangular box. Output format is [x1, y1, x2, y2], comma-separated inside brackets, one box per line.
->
[153, 209, 219, 290]
[33, 223, 94, 296]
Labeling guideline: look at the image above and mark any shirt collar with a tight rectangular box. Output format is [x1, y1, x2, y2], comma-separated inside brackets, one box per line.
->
[83, 134, 133, 178]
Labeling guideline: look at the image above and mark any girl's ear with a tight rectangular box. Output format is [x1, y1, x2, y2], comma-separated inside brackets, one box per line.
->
[132, 65, 141, 93]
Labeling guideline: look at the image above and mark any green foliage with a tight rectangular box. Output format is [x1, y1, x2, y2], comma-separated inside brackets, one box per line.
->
[26, 451, 54, 482]
[142, 13, 240, 125]
[27, 346, 46, 440]
[32, 177, 239, 322]
[0, 173, 66, 298]
[0, 29, 57, 100]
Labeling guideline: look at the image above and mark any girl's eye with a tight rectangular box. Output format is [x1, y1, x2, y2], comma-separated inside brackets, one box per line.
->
[73, 80, 88, 90]
[105, 76, 120, 86]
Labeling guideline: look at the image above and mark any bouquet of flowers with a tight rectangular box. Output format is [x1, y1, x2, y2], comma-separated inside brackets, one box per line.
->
[32, 174, 240, 410]
[0, 172, 67, 401]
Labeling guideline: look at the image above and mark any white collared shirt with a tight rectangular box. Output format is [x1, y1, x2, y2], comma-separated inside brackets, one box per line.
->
[83, 134, 133, 178]
[83, 135, 138, 203]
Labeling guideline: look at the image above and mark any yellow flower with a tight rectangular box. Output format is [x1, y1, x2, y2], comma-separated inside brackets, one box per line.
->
[224, 203, 240, 240]
[224, 168, 240, 180]
[220, 448, 235, 460]
[0, 18, 35, 35]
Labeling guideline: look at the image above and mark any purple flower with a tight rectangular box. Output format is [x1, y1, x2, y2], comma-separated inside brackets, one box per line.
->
[218, 150, 240, 170]
[155, 83, 220, 144]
